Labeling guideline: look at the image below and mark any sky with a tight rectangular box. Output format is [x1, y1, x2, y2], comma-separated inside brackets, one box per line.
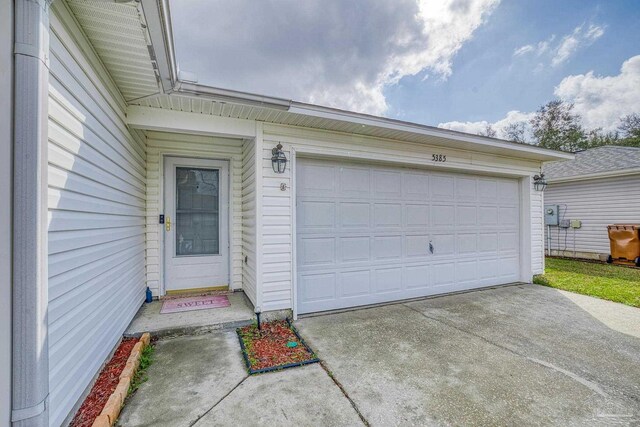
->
[170, 0, 640, 137]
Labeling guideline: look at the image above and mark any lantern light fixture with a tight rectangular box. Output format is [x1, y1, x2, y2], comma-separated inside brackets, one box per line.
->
[533, 172, 547, 192]
[271, 143, 287, 174]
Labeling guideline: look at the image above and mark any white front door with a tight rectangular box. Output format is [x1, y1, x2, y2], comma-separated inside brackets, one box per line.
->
[164, 157, 229, 293]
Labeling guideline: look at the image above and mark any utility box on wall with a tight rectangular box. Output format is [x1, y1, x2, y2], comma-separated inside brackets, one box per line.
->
[544, 204, 559, 226]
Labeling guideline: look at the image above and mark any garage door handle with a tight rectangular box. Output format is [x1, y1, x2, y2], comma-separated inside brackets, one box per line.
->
[429, 241, 434, 254]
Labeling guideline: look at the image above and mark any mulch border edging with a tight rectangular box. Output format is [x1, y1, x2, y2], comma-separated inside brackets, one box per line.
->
[91, 332, 151, 427]
[236, 318, 320, 375]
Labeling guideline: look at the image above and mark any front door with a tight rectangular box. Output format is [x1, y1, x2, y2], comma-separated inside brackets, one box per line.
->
[163, 156, 229, 293]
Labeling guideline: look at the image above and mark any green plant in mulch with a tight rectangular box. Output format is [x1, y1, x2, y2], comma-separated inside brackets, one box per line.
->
[128, 344, 155, 394]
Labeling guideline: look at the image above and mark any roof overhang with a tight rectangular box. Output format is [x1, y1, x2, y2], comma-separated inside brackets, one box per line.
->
[134, 0, 573, 163]
[547, 167, 640, 184]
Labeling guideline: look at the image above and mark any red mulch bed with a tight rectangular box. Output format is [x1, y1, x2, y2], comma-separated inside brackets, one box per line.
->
[69, 338, 137, 427]
[237, 320, 317, 372]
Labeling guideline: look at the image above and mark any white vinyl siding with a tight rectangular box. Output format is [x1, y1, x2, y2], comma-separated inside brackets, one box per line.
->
[47, 4, 146, 426]
[544, 175, 640, 257]
[531, 181, 544, 274]
[242, 139, 258, 305]
[259, 125, 543, 312]
[145, 132, 244, 294]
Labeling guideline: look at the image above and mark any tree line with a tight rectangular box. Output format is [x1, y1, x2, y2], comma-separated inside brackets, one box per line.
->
[479, 100, 640, 152]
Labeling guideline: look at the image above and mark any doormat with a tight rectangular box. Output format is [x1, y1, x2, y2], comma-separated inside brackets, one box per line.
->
[160, 295, 230, 314]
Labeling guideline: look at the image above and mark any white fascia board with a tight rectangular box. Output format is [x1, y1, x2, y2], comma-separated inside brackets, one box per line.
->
[176, 82, 290, 110]
[546, 168, 640, 184]
[126, 105, 256, 138]
[289, 102, 574, 162]
[140, 0, 176, 92]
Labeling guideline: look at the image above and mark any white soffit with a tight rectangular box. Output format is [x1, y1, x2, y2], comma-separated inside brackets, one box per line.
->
[66, 0, 160, 101]
[129, 95, 572, 162]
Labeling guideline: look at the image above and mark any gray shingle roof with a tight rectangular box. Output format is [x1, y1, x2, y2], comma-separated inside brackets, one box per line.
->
[544, 145, 640, 180]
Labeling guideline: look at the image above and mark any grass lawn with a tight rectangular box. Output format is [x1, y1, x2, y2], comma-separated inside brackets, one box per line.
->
[534, 257, 640, 308]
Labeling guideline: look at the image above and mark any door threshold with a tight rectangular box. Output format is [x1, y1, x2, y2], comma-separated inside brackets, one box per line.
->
[164, 285, 230, 299]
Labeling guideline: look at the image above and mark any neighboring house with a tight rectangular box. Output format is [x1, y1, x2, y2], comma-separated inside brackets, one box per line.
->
[3, 1, 571, 426]
[544, 146, 640, 261]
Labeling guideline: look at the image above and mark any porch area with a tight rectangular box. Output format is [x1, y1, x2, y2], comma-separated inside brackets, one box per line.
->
[125, 291, 255, 337]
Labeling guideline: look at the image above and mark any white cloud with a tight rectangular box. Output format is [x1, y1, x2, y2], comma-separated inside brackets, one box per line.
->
[554, 55, 640, 130]
[439, 55, 640, 137]
[552, 24, 605, 66]
[171, 0, 500, 115]
[513, 23, 605, 68]
[438, 110, 534, 138]
[513, 45, 535, 56]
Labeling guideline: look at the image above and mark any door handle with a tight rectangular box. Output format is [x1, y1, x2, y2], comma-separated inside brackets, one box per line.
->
[165, 216, 171, 232]
[429, 241, 434, 254]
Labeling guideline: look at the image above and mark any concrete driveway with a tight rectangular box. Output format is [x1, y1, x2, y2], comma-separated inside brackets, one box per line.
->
[118, 284, 640, 426]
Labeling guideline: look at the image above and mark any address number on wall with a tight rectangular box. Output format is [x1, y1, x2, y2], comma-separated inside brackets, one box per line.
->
[432, 154, 447, 162]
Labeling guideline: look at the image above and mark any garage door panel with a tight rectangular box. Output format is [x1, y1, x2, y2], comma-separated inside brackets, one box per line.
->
[456, 177, 477, 201]
[499, 206, 519, 225]
[433, 262, 456, 286]
[406, 234, 430, 258]
[374, 267, 403, 293]
[479, 232, 499, 252]
[373, 236, 402, 260]
[498, 180, 519, 204]
[431, 175, 455, 200]
[299, 201, 336, 229]
[432, 205, 455, 226]
[297, 158, 521, 314]
[499, 232, 519, 252]
[374, 170, 402, 199]
[374, 203, 403, 227]
[340, 270, 371, 297]
[340, 202, 370, 228]
[456, 205, 477, 226]
[299, 237, 335, 266]
[405, 265, 431, 289]
[456, 260, 478, 283]
[300, 272, 337, 303]
[406, 204, 429, 227]
[478, 179, 498, 201]
[457, 233, 477, 254]
[403, 173, 430, 200]
[479, 206, 499, 225]
[340, 167, 370, 197]
[298, 163, 336, 196]
[431, 233, 455, 256]
[340, 237, 370, 262]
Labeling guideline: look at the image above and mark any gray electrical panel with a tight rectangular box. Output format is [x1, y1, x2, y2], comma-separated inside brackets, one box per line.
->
[544, 204, 559, 226]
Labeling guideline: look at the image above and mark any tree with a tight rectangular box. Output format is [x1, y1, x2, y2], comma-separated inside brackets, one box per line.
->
[502, 121, 527, 144]
[478, 124, 497, 138]
[583, 128, 619, 148]
[617, 114, 640, 147]
[530, 100, 586, 152]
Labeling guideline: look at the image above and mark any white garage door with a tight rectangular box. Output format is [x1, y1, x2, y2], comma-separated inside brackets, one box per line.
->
[296, 158, 521, 314]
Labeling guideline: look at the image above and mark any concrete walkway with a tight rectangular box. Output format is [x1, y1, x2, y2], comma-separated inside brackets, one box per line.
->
[119, 284, 640, 426]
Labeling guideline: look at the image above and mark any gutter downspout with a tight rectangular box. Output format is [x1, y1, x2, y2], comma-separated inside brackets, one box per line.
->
[12, 0, 51, 425]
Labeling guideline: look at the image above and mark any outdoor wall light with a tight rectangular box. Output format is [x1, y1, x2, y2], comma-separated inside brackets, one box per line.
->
[533, 173, 547, 192]
[271, 143, 287, 174]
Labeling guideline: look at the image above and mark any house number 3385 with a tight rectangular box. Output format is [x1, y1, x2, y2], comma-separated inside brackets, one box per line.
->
[432, 154, 446, 162]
